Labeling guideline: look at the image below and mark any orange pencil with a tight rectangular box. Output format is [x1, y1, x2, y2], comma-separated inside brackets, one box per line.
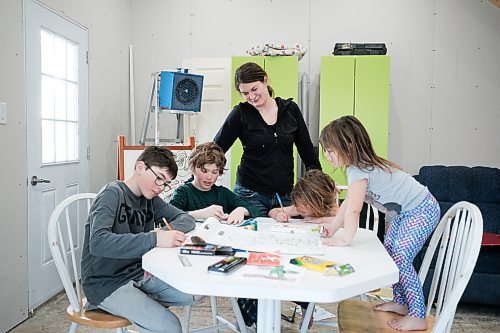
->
[162, 217, 173, 231]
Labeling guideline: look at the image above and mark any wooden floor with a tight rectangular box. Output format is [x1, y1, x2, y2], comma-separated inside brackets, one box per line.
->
[9, 292, 500, 333]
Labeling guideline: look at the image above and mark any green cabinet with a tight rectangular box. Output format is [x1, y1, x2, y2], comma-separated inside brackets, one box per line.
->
[319, 55, 390, 186]
[229, 56, 299, 187]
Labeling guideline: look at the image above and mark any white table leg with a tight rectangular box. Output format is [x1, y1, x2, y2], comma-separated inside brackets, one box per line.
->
[273, 300, 281, 332]
[257, 299, 281, 333]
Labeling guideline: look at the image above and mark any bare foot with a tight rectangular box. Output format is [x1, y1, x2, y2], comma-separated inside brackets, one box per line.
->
[373, 302, 408, 315]
[388, 315, 428, 331]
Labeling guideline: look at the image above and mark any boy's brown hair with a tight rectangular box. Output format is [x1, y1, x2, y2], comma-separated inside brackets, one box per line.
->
[188, 142, 226, 175]
[136, 146, 178, 178]
[292, 170, 338, 217]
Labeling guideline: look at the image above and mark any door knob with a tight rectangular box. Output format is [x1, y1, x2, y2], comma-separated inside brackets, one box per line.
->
[31, 176, 51, 186]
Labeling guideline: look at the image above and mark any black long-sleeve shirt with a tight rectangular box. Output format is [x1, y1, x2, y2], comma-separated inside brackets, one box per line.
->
[214, 97, 321, 196]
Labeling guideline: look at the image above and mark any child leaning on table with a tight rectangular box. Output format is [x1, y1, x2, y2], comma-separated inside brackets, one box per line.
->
[268, 169, 339, 222]
[81, 146, 202, 333]
[318, 115, 440, 332]
[169, 141, 259, 224]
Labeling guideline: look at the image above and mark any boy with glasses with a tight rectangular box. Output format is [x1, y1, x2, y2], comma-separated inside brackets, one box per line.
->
[81, 146, 199, 333]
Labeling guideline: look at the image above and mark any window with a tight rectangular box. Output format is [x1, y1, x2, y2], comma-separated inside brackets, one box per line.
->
[40, 29, 79, 164]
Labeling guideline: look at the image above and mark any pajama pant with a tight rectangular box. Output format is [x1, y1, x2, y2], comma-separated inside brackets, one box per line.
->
[384, 192, 440, 318]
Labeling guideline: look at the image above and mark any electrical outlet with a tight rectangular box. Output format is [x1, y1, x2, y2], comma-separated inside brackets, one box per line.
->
[0, 102, 7, 125]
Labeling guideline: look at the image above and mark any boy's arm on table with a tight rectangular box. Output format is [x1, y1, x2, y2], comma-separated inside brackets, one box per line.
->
[156, 197, 196, 233]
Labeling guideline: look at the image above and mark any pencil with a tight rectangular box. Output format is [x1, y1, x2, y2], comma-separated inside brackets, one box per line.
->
[275, 192, 285, 214]
[162, 217, 173, 231]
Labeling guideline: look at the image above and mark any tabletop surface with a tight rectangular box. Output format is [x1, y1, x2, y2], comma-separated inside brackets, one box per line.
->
[143, 219, 399, 303]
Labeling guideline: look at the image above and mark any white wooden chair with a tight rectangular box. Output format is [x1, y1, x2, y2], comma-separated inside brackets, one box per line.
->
[48, 193, 134, 333]
[336, 201, 483, 333]
[48, 193, 247, 333]
[299, 185, 380, 332]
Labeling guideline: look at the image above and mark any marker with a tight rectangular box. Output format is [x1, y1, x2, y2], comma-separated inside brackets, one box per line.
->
[163, 217, 173, 231]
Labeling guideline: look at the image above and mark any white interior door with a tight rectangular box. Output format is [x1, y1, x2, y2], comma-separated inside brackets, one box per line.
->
[181, 57, 231, 188]
[25, 0, 89, 310]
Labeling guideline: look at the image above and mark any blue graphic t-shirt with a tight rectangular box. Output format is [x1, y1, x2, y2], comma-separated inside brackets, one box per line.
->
[347, 166, 428, 219]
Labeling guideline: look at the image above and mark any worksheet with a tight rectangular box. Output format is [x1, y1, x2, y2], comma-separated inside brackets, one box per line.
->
[191, 217, 324, 255]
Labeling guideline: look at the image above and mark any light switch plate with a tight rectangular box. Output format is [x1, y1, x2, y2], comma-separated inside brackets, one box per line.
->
[0, 102, 6, 125]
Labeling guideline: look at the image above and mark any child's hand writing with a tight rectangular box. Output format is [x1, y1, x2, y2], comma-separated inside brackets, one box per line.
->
[275, 211, 290, 222]
[268, 207, 289, 222]
[156, 230, 186, 248]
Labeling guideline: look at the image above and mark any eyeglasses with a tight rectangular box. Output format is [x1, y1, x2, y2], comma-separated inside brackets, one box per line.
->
[144, 162, 177, 191]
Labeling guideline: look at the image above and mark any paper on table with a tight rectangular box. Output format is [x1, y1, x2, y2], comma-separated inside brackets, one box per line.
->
[269, 223, 320, 234]
[192, 217, 324, 255]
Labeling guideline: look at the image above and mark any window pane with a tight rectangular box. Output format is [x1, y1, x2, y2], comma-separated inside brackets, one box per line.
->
[53, 35, 66, 79]
[67, 122, 78, 161]
[42, 120, 55, 164]
[41, 75, 54, 119]
[41, 30, 54, 75]
[66, 82, 77, 121]
[40, 30, 80, 165]
[55, 120, 67, 162]
[54, 79, 66, 120]
[66, 42, 78, 82]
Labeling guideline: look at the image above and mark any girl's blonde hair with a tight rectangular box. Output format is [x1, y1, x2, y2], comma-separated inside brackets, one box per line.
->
[292, 170, 338, 217]
[319, 116, 401, 172]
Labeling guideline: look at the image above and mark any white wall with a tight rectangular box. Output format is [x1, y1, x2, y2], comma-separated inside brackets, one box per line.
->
[0, 0, 130, 331]
[0, 1, 28, 330]
[130, 0, 500, 174]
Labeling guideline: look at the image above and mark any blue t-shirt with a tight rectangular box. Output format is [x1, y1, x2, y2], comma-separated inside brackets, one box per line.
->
[347, 166, 428, 219]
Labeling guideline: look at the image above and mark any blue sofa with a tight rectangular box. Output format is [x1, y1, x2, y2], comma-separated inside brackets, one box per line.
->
[413, 165, 500, 306]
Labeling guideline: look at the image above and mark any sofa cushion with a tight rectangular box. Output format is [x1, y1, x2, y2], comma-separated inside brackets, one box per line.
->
[417, 166, 500, 233]
[413, 165, 500, 306]
[418, 166, 500, 202]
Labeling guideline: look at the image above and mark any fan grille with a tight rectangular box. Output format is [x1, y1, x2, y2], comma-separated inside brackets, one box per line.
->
[175, 78, 199, 105]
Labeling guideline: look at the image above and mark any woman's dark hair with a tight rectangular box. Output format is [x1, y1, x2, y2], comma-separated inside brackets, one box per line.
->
[234, 62, 274, 97]
[136, 146, 178, 179]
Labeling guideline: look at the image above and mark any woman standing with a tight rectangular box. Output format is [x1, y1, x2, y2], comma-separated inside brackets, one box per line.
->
[214, 62, 321, 217]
